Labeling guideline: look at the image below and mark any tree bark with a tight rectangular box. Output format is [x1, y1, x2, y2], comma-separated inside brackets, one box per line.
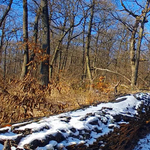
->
[0, 19, 6, 64]
[40, 0, 50, 86]
[120, 0, 150, 88]
[84, 0, 95, 91]
[20, 0, 29, 79]
[82, 16, 86, 80]
[130, 1, 149, 88]
[28, 8, 40, 72]
[130, 17, 140, 88]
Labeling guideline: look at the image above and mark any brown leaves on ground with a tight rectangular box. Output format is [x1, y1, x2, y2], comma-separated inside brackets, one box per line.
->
[0, 75, 127, 127]
[0, 77, 73, 126]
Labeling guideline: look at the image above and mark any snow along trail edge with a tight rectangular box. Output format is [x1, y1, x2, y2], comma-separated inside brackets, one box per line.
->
[0, 93, 150, 150]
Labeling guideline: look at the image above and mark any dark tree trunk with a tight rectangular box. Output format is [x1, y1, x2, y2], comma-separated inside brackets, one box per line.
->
[0, 19, 6, 64]
[20, 0, 29, 79]
[28, 9, 40, 73]
[40, 0, 50, 86]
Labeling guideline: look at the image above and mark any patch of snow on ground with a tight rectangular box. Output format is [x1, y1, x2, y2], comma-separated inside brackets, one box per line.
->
[133, 133, 150, 150]
[0, 93, 150, 149]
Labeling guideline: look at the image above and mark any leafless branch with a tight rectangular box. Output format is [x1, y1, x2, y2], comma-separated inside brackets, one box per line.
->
[110, 12, 133, 32]
[120, 0, 138, 18]
[31, 0, 40, 7]
[0, 0, 13, 27]
[134, 0, 145, 9]
[93, 66, 131, 83]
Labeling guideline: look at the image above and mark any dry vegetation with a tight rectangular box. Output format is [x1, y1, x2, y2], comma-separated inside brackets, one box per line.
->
[0, 74, 131, 127]
[0, 0, 150, 130]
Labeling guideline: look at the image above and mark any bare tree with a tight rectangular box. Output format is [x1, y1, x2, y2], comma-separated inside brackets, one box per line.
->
[20, 0, 29, 79]
[49, 0, 83, 79]
[28, 7, 41, 72]
[0, 0, 13, 64]
[40, 0, 50, 86]
[84, 0, 95, 91]
[120, 0, 150, 88]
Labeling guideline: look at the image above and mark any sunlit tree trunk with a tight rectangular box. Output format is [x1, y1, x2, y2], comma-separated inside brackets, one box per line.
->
[82, 16, 86, 80]
[84, 0, 95, 91]
[130, 1, 149, 88]
[120, 0, 150, 88]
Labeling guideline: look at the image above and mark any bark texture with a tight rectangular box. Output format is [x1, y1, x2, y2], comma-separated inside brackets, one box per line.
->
[84, 0, 95, 91]
[20, 0, 29, 79]
[40, 0, 50, 86]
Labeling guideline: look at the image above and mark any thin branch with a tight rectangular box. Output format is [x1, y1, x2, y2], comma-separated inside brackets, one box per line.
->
[139, 76, 149, 86]
[111, 12, 133, 32]
[69, 32, 83, 42]
[93, 67, 131, 83]
[0, 0, 13, 27]
[134, 0, 145, 9]
[120, 0, 138, 18]
[31, 0, 40, 7]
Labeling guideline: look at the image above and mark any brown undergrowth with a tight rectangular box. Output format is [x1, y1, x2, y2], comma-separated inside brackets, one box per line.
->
[0, 75, 128, 127]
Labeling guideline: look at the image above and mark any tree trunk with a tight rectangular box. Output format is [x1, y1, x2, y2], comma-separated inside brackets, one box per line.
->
[130, 1, 149, 88]
[20, 0, 29, 79]
[28, 8, 40, 73]
[49, 27, 73, 79]
[84, 0, 95, 91]
[3, 44, 8, 79]
[130, 21, 138, 88]
[82, 17, 86, 80]
[40, 0, 50, 86]
[0, 19, 6, 64]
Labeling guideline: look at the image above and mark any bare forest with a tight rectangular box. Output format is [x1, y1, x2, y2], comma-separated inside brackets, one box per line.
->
[0, 0, 150, 125]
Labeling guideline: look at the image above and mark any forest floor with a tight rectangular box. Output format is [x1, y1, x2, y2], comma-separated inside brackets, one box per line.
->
[0, 75, 146, 127]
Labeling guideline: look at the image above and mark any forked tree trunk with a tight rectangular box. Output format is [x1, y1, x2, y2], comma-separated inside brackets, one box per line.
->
[120, 0, 150, 88]
[130, 1, 149, 88]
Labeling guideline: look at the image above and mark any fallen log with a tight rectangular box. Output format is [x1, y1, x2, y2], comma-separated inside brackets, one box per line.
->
[0, 93, 150, 150]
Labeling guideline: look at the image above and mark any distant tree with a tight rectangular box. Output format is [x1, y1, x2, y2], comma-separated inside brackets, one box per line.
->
[48, 0, 83, 79]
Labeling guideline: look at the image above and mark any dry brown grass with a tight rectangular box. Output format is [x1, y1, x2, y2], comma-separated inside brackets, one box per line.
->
[0, 75, 129, 127]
